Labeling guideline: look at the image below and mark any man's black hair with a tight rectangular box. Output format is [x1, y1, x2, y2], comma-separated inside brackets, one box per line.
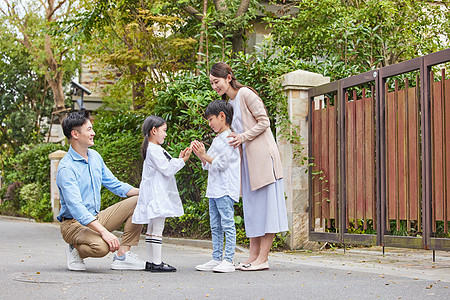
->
[62, 110, 91, 140]
[205, 100, 234, 126]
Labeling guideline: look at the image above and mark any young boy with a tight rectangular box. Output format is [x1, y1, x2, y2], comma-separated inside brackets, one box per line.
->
[192, 100, 240, 273]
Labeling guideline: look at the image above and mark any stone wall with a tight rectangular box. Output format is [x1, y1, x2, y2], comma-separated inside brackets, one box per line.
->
[279, 70, 330, 249]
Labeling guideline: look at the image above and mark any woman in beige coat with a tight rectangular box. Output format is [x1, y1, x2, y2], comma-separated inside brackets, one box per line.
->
[209, 62, 288, 271]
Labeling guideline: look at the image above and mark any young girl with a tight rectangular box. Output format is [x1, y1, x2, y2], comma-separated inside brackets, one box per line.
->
[132, 116, 192, 272]
[208, 62, 288, 271]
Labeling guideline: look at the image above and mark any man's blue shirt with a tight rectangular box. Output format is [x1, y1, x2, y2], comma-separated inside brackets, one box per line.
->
[56, 146, 132, 226]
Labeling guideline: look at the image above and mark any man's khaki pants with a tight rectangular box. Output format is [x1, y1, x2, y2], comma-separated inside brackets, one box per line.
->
[60, 196, 143, 259]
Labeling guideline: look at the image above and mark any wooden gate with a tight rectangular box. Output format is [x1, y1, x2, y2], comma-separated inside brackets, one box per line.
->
[308, 49, 450, 251]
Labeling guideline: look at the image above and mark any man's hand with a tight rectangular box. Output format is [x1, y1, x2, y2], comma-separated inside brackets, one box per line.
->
[100, 230, 121, 252]
[87, 220, 120, 252]
[126, 187, 139, 197]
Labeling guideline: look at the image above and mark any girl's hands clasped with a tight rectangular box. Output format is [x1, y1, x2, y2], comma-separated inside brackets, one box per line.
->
[179, 147, 192, 162]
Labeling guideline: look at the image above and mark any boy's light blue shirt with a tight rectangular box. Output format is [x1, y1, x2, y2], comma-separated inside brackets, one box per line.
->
[56, 145, 132, 226]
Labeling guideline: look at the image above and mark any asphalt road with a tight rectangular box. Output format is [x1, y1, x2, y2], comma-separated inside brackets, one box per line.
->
[1, 216, 449, 299]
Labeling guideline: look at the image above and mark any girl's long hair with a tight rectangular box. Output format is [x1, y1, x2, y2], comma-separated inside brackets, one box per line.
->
[209, 62, 259, 101]
[141, 116, 166, 160]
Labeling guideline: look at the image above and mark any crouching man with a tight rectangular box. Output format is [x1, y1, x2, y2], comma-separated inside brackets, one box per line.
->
[57, 110, 145, 271]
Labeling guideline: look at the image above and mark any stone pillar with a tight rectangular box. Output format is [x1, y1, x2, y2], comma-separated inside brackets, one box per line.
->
[49, 150, 67, 222]
[279, 70, 330, 249]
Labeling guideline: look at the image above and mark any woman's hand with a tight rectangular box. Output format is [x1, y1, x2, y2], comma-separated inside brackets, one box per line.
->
[227, 132, 243, 148]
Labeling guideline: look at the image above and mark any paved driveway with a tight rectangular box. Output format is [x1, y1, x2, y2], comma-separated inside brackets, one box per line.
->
[1, 217, 449, 299]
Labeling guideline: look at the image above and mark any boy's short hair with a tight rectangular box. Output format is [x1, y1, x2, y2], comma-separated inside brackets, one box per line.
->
[205, 100, 234, 126]
[62, 110, 91, 140]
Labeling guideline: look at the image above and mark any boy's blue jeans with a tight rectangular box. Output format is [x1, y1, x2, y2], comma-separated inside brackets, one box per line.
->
[209, 195, 236, 263]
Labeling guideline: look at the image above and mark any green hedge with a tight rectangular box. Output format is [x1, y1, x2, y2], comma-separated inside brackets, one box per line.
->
[1, 143, 67, 221]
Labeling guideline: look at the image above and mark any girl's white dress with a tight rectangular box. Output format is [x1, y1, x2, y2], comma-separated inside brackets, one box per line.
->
[132, 143, 185, 224]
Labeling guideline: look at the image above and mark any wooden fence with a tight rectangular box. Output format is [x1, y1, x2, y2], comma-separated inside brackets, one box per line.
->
[308, 49, 450, 251]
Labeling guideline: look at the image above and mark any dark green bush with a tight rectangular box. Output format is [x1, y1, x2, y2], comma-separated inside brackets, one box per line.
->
[4, 143, 68, 192]
[91, 110, 147, 210]
[1, 143, 67, 220]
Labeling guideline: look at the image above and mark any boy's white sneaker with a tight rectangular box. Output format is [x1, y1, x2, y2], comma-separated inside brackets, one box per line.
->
[212, 260, 235, 273]
[111, 251, 146, 270]
[195, 259, 221, 271]
[66, 244, 86, 271]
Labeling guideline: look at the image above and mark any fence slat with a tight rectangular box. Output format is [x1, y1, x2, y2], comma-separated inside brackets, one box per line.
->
[446, 78, 450, 232]
[387, 91, 397, 223]
[398, 88, 407, 220]
[347, 97, 356, 227]
[356, 96, 365, 224]
[433, 80, 444, 222]
[321, 104, 330, 227]
[329, 105, 338, 221]
[407, 85, 420, 222]
[364, 93, 375, 222]
[441, 71, 447, 234]
[313, 108, 321, 221]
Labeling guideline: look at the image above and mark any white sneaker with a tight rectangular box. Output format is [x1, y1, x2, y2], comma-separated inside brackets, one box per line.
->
[195, 259, 221, 271]
[111, 251, 146, 270]
[66, 244, 86, 271]
[213, 260, 235, 273]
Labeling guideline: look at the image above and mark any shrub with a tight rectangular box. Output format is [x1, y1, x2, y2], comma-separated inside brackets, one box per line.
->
[4, 143, 68, 192]
[19, 183, 53, 222]
[91, 110, 147, 210]
[1, 143, 66, 221]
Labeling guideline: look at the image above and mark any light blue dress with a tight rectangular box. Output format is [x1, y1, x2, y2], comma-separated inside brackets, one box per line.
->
[229, 90, 289, 238]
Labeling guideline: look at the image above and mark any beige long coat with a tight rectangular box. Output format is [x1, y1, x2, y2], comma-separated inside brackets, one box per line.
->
[235, 87, 283, 191]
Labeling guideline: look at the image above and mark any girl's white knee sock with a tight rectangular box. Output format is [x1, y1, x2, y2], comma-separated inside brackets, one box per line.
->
[146, 236, 162, 264]
[146, 217, 165, 264]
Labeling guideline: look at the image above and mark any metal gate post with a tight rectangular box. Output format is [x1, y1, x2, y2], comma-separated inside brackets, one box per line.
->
[337, 80, 346, 244]
[421, 59, 431, 249]
[375, 70, 384, 246]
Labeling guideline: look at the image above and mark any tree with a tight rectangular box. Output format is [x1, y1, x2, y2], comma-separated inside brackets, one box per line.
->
[267, 0, 449, 79]
[179, 0, 258, 53]
[67, 0, 198, 110]
[0, 0, 81, 111]
[0, 22, 54, 169]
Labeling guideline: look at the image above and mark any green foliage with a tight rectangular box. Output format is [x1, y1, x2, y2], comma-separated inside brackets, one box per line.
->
[0, 1, 82, 111]
[71, 0, 199, 109]
[90, 110, 147, 209]
[19, 183, 53, 222]
[267, 0, 449, 80]
[165, 197, 210, 238]
[435, 221, 450, 239]
[1, 143, 66, 221]
[4, 143, 68, 193]
[0, 181, 22, 213]
[0, 21, 55, 159]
